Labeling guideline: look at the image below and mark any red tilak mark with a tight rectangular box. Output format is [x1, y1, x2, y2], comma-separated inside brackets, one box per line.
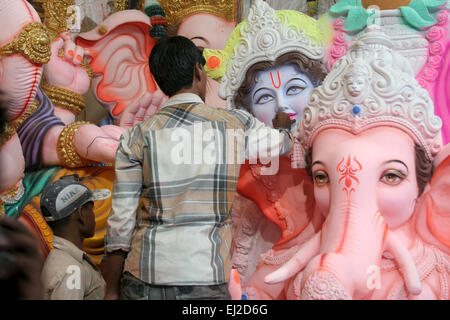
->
[270, 71, 282, 89]
[337, 156, 363, 201]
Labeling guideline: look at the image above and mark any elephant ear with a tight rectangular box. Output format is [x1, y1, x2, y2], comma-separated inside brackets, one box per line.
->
[414, 143, 450, 255]
[75, 10, 157, 119]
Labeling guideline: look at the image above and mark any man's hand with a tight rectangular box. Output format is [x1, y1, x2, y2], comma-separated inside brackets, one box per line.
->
[272, 111, 296, 130]
[0, 216, 44, 300]
[100, 250, 127, 300]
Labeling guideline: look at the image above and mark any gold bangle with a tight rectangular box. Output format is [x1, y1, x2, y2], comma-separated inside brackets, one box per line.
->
[41, 80, 86, 115]
[0, 100, 40, 147]
[57, 121, 95, 168]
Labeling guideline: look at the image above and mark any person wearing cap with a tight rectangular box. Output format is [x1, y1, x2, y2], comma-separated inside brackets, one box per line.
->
[40, 174, 111, 300]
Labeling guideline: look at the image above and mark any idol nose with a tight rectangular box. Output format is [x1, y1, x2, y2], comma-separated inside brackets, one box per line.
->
[276, 97, 293, 114]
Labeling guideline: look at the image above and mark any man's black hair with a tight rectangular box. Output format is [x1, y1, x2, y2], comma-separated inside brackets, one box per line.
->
[149, 36, 206, 97]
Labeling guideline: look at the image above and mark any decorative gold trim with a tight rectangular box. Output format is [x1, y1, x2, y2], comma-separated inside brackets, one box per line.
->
[42, 0, 76, 41]
[22, 203, 54, 251]
[41, 80, 86, 115]
[56, 121, 94, 168]
[0, 180, 24, 205]
[0, 100, 40, 147]
[11, 101, 41, 132]
[159, 0, 238, 25]
[0, 22, 51, 65]
[114, 0, 130, 12]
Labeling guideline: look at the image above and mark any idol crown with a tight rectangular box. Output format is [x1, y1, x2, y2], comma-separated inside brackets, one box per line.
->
[296, 25, 442, 164]
[158, 0, 237, 25]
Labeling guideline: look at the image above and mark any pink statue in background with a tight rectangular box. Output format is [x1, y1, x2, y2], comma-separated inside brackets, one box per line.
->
[264, 26, 450, 300]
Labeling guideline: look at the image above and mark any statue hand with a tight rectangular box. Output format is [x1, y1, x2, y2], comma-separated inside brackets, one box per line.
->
[119, 91, 167, 129]
[43, 32, 91, 95]
[74, 124, 125, 164]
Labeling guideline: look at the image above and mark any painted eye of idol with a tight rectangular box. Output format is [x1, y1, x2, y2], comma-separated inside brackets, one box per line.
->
[313, 170, 330, 186]
[379, 160, 409, 186]
[380, 169, 407, 185]
[286, 85, 306, 96]
[255, 93, 274, 104]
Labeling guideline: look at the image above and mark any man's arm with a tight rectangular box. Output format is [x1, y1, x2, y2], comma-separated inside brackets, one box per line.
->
[102, 128, 143, 300]
[101, 250, 126, 300]
[243, 110, 294, 162]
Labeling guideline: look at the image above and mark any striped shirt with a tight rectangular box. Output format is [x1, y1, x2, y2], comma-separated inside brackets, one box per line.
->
[106, 93, 292, 285]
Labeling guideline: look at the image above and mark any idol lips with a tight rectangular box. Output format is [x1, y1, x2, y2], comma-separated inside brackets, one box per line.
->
[288, 113, 297, 120]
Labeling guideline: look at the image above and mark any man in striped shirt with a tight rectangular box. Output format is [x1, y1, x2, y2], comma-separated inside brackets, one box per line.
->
[102, 36, 294, 300]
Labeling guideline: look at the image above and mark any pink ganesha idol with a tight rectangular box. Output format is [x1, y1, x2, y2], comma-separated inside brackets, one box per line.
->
[75, 0, 237, 122]
[0, 0, 126, 196]
[202, 0, 328, 299]
[263, 25, 450, 300]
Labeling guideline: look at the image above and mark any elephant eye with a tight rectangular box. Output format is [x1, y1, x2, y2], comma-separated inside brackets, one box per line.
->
[313, 170, 329, 186]
[380, 169, 406, 185]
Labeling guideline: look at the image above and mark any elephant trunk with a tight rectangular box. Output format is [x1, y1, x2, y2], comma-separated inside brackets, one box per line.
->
[300, 197, 388, 299]
[299, 188, 421, 299]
